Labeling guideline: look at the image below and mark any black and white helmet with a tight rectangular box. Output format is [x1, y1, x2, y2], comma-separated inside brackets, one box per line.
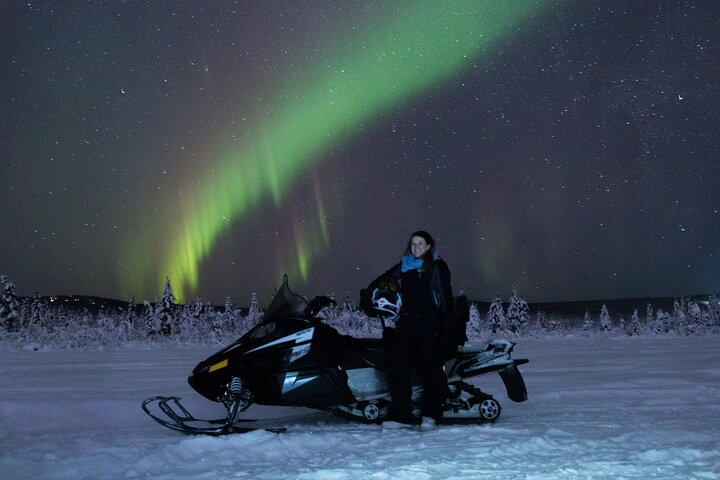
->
[371, 276, 402, 320]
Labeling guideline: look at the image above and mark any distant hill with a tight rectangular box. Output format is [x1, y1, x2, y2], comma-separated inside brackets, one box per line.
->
[28, 295, 229, 313]
[41, 295, 131, 312]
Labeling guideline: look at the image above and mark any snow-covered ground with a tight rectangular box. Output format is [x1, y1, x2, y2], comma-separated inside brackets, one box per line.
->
[1, 337, 719, 479]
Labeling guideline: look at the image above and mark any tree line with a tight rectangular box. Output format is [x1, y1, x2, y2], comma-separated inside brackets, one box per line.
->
[2, 274, 719, 349]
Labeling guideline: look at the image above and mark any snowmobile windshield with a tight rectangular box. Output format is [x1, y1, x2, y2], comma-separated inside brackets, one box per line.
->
[263, 275, 308, 321]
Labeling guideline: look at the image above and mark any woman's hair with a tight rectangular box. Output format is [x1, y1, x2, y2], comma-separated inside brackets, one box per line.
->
[404, 230, 436, 263]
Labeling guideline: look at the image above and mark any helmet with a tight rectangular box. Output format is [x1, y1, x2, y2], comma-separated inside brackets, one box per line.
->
[371, 276, 402, 320]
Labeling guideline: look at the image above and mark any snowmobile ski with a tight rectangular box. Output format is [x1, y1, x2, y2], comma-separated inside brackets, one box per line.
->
[142, 396, 286, 435]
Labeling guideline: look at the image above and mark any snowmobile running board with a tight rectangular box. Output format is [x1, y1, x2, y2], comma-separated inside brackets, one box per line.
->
[142, 396, 287, 436]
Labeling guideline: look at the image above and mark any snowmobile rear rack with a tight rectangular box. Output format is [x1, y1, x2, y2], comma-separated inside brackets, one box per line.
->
[142, 396, 286, 435]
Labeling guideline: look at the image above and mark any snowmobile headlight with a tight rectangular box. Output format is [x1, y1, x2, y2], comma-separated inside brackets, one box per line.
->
[209, 359, 228, 373]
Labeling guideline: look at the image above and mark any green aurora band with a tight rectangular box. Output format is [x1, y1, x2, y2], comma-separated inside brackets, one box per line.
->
[123, 0, 553, 301]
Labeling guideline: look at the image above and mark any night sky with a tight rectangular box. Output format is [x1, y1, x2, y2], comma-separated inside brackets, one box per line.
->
[2, 1, 719, 306]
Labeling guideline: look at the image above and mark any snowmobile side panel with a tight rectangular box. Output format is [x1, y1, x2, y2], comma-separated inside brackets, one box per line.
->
[248, 368, 356, 407]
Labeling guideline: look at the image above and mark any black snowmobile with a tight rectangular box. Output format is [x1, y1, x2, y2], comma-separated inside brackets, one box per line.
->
[142, 276, 528, 435]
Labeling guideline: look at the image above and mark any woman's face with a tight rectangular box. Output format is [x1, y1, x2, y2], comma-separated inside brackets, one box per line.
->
[410, 236, 432, 259]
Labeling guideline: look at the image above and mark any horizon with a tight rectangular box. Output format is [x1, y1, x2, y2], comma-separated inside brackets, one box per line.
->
[15, 287, 717, 311]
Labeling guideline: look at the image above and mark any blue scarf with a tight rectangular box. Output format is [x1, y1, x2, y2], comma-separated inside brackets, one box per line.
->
[401, 251, 440, 272]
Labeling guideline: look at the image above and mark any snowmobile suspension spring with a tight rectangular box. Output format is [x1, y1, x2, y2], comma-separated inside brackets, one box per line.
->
[229, 377, 243, 394]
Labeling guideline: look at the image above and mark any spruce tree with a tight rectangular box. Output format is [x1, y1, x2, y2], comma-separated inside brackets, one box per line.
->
[157, 278, 176, 336]
[28, 291, 45, 335]
[143, 299, 156, 335]
[705, 294, 719, 329]
[466, 302, 482, 338]
[672, 299, 686, 334]
[645, 302, 654, 326]
[629, 309, 641, 335]
[655, 309, 672, 334]
[193, 296, 204, 319]
[487, 294, 505, 334]
[535, 310, 547, 330]
[599, 304, 612, 332]
[686, 300, 702, 335]
[0, 275, 21, 332]
[583, 310, 594, 333]
[507, 287, 529, 333]
[246, 292, 262, 329]
[342, 291, 356, 312]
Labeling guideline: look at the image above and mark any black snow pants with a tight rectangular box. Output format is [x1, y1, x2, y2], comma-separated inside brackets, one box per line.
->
[387, 310, 446, 423]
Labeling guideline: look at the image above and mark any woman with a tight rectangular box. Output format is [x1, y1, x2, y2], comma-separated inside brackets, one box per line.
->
[372, 230, 453, 431]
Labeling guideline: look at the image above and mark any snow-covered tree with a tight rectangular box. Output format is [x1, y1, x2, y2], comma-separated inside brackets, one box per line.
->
[487, 294, 505, 334]
[684, 300, 703, 335]
[645, 302, 654, 326]
[688, 300, 702, 322]
[466, 302, 482, 338]
[0, 275, 21, 332]
[583, 310, 594, 333]
[209, 308, 226, 343]
[629, 309, 641, 336]
[111, 299, 136, 343]
[143, 299, 157, 335]
[673, 299, 687, 334]
[507, 287, 529, 333]
[25, 292, 46, 337]
[654, 309, 672, 334]
[535, 310, 561, 332]
[157, 278, 176, 336]
[599, 304, 612, 332]
[342, 291, 356, 312]
[704, 294, 719, 330]
[245, 292, 262, 331]
[190, 296, 200, 318]
[28, 292, 42, 325]
[124, 297, 138, 332]
[223, 295, 235, 314]
[547, 313, 562, 332]
[535, 310, 547, 330]
[218, 296, 237, 336]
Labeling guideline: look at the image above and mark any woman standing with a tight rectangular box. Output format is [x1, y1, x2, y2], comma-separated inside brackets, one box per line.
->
[368, 230, 453, 431]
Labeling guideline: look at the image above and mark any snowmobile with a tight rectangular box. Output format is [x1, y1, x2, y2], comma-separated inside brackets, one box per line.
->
[142, 276, 528, 435]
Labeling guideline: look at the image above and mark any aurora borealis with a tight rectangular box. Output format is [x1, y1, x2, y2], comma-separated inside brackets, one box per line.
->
[125, 1, 553, 301]
[2, 1, 719, 306]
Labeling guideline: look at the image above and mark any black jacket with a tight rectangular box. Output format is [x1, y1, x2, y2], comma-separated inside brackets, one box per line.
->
[360, 256, 467, 357]
[360, 257, 453, 316]
[382, 258, 452, 313]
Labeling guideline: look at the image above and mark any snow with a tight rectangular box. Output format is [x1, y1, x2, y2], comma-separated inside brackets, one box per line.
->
[2, 337, 719, 479]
